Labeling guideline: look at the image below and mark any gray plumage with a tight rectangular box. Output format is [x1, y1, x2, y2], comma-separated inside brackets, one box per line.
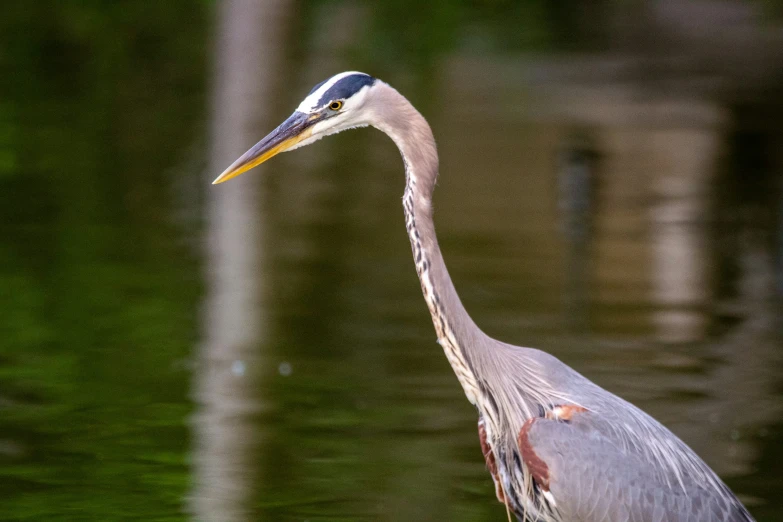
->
[213, 72, 755, 522]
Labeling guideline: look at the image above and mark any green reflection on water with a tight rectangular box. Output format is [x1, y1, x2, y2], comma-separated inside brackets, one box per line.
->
[0, 2, 205, 520]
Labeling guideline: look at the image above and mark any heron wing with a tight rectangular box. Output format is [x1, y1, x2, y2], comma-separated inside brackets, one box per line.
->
[522, 413, 754, 522]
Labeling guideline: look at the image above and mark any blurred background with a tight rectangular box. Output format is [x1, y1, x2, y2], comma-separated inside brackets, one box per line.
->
[1, 0, 782, 520]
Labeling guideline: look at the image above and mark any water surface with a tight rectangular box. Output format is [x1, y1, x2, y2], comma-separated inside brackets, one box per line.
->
[1, 2, 782, 521]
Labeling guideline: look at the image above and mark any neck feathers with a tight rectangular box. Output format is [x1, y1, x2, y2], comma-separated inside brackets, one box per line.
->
[370, 83, 483, 403]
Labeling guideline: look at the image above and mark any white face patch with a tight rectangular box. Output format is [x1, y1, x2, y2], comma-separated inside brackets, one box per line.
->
[281, 72, 377, 155]
[286, 114, 370, 152]
[296, 71, 369, 113]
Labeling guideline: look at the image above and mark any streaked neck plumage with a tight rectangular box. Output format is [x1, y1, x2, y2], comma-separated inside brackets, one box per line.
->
[369, 82, 485, 404]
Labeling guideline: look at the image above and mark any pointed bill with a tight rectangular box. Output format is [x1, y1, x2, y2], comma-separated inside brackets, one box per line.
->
[212, 111, 319, 184]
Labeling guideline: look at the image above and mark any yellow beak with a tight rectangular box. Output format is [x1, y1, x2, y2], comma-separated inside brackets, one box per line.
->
[212, 111, 317, 184]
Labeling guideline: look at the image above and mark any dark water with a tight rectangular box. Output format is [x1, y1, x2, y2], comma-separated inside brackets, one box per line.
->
[2, 2, 782, 521]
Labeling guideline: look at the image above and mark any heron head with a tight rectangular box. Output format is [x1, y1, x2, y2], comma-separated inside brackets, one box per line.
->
[213, 71, 377, 184]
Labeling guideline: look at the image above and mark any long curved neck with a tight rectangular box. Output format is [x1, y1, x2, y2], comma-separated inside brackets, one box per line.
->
[370, 83, 485, 402]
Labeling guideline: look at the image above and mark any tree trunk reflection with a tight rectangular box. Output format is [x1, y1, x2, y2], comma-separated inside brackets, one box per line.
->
[191, 1, 291, 520]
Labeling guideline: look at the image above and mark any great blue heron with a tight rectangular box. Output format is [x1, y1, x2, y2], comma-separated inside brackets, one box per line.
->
[213, 72, 754, 522]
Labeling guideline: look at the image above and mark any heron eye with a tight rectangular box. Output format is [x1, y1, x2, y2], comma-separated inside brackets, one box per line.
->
[329, 100, 343, 111]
